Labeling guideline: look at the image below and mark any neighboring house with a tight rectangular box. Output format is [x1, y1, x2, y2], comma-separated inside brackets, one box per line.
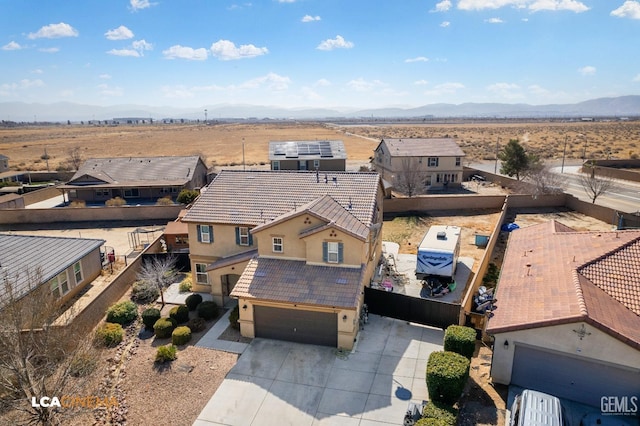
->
[487, 221, 640, 408]
[0, 154, 8, 173]
[0, 193, 25, 209]
[182, 170, 383, 349]
[269, 140, 346, 171]
[164, 210, 189, 253]
[59, 156, 207, 204]
[0, 234, 105, 306]
[371, 138, 465, 192]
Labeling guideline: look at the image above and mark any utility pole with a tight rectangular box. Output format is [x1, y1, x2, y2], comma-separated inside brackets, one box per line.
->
[242, 137, 246, 171]
[204, 109, 207, 124]
[494, 137, 500, 174]
[561, 135, 568, 173]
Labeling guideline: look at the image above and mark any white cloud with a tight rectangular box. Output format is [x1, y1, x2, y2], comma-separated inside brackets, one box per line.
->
[277, 0, 296, 2]
[529, 0, 589, 12]
[38, 47, 59, 53]
[316, 35, 354, 51]
[163, 45, 208, 60]
[611, 1, 640, 19]
[405, 56, 429, 63]
[633, 74, 640, 82]
[108, 39, 152, 57]
[162, 85, 197, 99]
[457, 0, 588, 12]
[238, 72, 290, 91]
[105, 25, 134, 40]
[440, 21, 451, 27]
[107, 48, 140, 57]
[0, 79, 45, 96]
[130, 0, 156, 11]
[132, 40, 152, 51]
[300, 86, 323, 101]
[31, 69, 44, 74]
[414, 80, 429, 85]
[2, 41, 23, 50]
[485, 17, 504, 23]
[424, 82, 464, 96]
[347, 78, 386, 92]
[301, 15, 321, 22]
[28, 22, 78, 39]
[528, 84, 551, 95]
[99, 74, 112, 79]
[432, 0, 452, 12]
[210, 39, 268, 60]
[487, 82, 523, 99]
[314, 78, 331, 87]
[97, 83, 123, 97]
[578, 65, 596, 76]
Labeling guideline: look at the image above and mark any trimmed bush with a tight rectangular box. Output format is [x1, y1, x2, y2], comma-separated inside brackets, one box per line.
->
[156, 196, 173, 206]
[141, 308, 161, 330]
[169, 304, 190, 324]
[420, 401, 458, 426]
[171, 326, 192, 345]
[185, 293, 203, 311]
[179, 279, 192, 293]
[197, 300, 219, 320]
[155, 344, 177, 363]
[106, 301, 138, 325]
[443, 325, 476, 359]
[186, 317, 206, 333]
[229, 304, 240, 330]
[415, 419, 451, 426]
[176, 189, 199, 205]
[105, 196, 126, 207]
[95, 322, 124, 347]
[153, 318, 176, 338]
[426, 351, 470, 405]
[131, 280, 159, 304]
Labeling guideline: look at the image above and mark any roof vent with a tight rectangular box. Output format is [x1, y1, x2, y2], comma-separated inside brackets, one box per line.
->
[437, 231, 446, 240]
[336, 278, 347, 285]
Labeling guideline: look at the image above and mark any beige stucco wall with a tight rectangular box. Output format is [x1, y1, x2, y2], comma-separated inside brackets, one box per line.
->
[253, 216, 323, 259]
[57, 247, 103, 305]
[302, 229, 363, 267]
[188, 223, 256, 259]
[491, 322, 640, 385]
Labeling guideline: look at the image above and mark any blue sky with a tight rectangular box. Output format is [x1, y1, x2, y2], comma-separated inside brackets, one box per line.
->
[1, 0, 639, 109]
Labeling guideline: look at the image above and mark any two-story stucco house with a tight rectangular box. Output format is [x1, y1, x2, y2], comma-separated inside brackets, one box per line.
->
[372, 138, 465, 193]
[269, 140, 346, 171]
[181, 170, 383, 349]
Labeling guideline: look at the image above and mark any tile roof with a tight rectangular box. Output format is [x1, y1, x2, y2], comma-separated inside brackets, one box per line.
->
[269, 140, 347, 161]
[487, 220, 640, 349]
[252, 195, 369, 241]
[206, 249, 258, 271]
[182, 170, 380, 227]
[380, 138, 465, 157]
[64, 156, 203, 187]
[0, 234, 105, 304]
[230, 257, 364, 309]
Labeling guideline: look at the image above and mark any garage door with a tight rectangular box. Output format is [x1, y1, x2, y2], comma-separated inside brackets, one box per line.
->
[254, 306, 337, 347]
[512, 345, 640, 407]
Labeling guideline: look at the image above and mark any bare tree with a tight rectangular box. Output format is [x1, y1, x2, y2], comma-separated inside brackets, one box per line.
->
[137, 256, 178, 309]
[0, 268, 97, 425]
[523, 165, 566, 197]
[66, 146, 83, 171]
[580, 167, 615, 204]
[394, 158, 429, 197]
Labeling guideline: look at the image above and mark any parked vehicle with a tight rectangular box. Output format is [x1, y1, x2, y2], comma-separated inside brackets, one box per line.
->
[415, 225, 461, 281]
[509, 389, 564, 426]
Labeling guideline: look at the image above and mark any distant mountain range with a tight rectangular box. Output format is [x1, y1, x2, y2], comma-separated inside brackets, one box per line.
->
[1, 95, 639, 122]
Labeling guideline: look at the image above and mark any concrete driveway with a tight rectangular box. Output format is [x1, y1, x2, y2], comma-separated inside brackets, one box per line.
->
[194, 314, 444, 426]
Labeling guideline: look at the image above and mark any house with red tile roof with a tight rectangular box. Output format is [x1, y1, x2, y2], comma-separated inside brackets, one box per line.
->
[181, 170, 383, 349]
[487, 220, 640, 407]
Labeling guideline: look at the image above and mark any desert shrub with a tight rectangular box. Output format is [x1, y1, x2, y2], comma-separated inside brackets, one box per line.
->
[179, 278, 192, 293]
[153, 318, 176, 338]
[197, 300, 219, 320]
[482, 263, 500, 285]
[171, 326, 192, 345]
[426, 351, 470, 405]
[106, 301, 138, 325]
[141, 308, 161, 330]
[156, 196, 173, 206]
[443, 325, 476, 359]
[155, 344, 177, 363]
[185, 293, 203, 311]
[95, 322, 123, 347]
[415, 418, 451, 426]
[130, 280, 160, 304]
[420, 401, 458, 425]
[169, 304, 190, 324]
[229, 304, 240, 330]
[105, 196, 126, 207]
[176, 189, 199, 205]
[69, 200, 86, 208]
[186, 317, 206, 333]
[69, 352, 98, 378]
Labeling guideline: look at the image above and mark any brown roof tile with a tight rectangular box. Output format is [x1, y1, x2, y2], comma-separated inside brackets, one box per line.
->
[381, 138, 465, 157]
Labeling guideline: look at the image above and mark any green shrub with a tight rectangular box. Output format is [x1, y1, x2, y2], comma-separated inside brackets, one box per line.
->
[426, 351, 470, 405]
[95, 322, 124, 347]
[106, 301, 138, 325]
[179, 279, 192, 293]
[176, 189, 199, 205]
[421, 401, 458, 425]
[171, 326, 192, 345]
[153, 318, 176, 338]
[415, 418, 451, 426]
[131, 280, 159, 304]
[169, 304, 190, 324]
[155, 344, 177, 363]
[229, 304, 240, 330]
[185, 293, 203, 311]
[443, 325, 476, 359]
[197, 300, 219, 320]
[141, 308, 161, 330]
[186, 317, 206, 333]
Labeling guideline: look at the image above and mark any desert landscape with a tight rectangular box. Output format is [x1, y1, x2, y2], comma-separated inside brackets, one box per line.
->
[1, 120, 639, 171]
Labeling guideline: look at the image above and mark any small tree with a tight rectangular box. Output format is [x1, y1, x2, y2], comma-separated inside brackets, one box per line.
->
[498, 139, 533, 181]
[523, 165, 565, 196]
[176, 189, 199, 205]
[66, 146, 83, 171]
[580, 165, 615, 204]
[137, 256, 178, 309]
[394, 158, 428, 197]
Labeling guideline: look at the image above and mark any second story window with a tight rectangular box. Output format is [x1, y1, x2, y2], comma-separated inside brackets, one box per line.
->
[236, 227, 252, 246]
[323, 241, 344, 264]
[455, 157, 461, 166]
[428, 157, 439, 167]
[272, 237, 283, 253]
[197, 225, 213, 243]
[273, 160, 280, 170]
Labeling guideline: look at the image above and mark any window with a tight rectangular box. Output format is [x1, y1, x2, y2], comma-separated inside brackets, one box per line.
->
[272, 160, 280, 171]
[299, 160, 307, 170]
[428, 157, 439, 167]
[313, 159, 320, 169]
[323, 242, 344, 264]
[272, 237, 283, 253]
[197, 225, 213, 243]
[51, 271, 69, 298]
[124, 188, 139, 198]
[455, 157, 461, 166]
[195, 263, 208, 284]
[73, 261, 83, 284]
[236, 227, 252, 246]
[425, 175, 432, 186]
[95, 189, 109, 197]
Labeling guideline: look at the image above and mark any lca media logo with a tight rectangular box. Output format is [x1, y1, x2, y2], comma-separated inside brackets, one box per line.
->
[601, 396, 638, 416]
[31, 396, 118, 409]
